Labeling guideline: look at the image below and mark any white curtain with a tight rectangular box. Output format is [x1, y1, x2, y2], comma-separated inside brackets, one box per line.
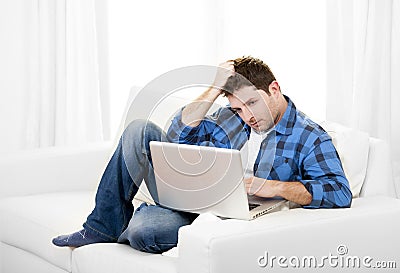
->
[326, 0, 400, 196]
[24, 0, 109, 148]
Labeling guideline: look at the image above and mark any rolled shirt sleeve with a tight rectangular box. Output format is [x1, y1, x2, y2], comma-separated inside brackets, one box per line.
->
[166, 107, 222, 146]
[300, 138, 352, 208]
[166, 106, 247, 149]
[166, 107, 204, 144]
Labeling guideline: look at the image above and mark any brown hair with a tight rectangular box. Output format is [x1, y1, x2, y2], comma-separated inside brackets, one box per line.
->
[221, 56, 276, 96]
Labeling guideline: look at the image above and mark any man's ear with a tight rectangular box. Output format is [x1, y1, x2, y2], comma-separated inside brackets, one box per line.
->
[268, 81, 280, 96]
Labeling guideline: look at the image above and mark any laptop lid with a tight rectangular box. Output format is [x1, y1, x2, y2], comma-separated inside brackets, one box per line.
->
[149, 141, 287, 220]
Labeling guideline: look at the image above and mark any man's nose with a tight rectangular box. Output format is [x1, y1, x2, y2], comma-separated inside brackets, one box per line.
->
[242, 107, 254, 123]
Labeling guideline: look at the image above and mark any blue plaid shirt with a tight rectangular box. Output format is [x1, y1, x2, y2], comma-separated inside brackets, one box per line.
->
[167, 96, 352, 208]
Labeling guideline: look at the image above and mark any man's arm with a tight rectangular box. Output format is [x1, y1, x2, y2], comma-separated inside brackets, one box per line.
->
[181, 61, 234, 127]
[166, 61, 237, 145]
[245, 138, 352, 208]
[245, 177, 312, 206]
[181, 87, 221, 127]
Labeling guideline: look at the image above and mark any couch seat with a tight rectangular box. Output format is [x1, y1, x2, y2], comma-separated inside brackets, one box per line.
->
[0, 191, 178, 273]
[72, 243, 178, 273]
[0, 191, 95, 272]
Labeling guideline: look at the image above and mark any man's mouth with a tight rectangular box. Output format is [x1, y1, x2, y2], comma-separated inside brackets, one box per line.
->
[250, 122, 259, 127]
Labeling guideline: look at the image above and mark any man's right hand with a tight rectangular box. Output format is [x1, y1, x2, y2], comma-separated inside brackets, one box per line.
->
[213, 61, 235, 90]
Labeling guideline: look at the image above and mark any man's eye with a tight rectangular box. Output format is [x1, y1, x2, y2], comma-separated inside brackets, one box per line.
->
[248, 100, 256, 106]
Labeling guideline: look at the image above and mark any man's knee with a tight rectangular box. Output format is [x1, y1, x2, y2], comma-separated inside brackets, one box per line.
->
[123, 222, 157, 253]
[119, 206, 177, 253]
[123, 119, 148, 139]
[123, 119, 164, 142]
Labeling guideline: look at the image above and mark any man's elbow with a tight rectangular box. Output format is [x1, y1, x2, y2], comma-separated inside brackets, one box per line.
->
[339, 190, 353, 208]
[305, 191, 352, 209]
[332, 188, 353, 208]
[328, 180, 353, 208]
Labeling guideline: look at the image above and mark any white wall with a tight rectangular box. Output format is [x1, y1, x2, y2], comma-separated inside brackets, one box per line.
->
[108, 0, 219, 138]
[107, 0, 327, 138]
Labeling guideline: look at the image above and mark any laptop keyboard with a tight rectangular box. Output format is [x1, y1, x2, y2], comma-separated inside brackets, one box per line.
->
[248, 203, 261, 211]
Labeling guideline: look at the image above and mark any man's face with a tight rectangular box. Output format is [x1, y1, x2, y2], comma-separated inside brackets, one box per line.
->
[227, 85, 278, 133]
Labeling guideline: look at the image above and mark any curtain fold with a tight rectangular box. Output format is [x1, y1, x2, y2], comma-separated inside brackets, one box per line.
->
[326, 0, 400, 197]
[350, 0, 392, 139]
[25, 0, 108, 148]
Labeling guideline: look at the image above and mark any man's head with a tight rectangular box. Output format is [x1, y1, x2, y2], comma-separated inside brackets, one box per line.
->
[220, 56, 286, 133]
[222, 56, 277, 96]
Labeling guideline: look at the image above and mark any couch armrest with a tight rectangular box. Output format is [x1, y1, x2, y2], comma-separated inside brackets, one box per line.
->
[0, 142, 113, 198]
[178, 196, 400, 273]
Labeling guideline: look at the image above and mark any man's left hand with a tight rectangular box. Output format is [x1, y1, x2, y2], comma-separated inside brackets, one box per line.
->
[244, 176, 277, 198]
[244, 176, 312, 205]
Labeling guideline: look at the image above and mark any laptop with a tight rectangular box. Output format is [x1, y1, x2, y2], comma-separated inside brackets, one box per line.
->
[149, 141, 288, 220]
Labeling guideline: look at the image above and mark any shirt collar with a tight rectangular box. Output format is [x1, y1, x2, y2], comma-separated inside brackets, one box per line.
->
[273, 95, 296, 135]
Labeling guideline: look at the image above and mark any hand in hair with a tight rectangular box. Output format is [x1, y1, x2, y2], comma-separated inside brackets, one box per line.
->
[212, 61, 235, 90]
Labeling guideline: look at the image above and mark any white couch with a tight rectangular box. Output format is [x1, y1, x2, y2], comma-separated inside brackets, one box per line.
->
[1, 90, 400, 273]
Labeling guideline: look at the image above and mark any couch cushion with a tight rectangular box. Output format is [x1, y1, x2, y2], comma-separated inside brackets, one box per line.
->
[0, 142, 112, 199]
[0, 191, 178, 273]
[320, 121, 369, 197]
[72, 243, 178, 273]
[0, 191, 95, 272]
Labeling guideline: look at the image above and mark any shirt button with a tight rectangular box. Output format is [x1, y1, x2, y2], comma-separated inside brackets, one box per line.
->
[262, 143, 266, 148]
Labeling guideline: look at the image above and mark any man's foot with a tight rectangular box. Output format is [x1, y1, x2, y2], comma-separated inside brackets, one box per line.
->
[52, 228, 109, 247]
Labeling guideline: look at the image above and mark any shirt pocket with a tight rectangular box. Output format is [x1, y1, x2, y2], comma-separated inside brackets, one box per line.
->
[272, 156, 299, 181]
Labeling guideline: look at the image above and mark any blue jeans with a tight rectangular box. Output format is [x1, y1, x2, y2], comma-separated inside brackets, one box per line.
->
[84, 119, 198, 253]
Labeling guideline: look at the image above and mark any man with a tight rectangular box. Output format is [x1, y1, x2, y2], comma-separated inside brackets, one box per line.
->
[53, 56, 352, 253]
